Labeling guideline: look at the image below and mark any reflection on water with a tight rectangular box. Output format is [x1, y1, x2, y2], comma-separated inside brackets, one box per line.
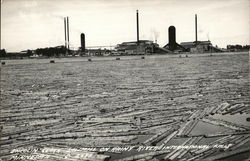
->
[190, 121, 231, 135]
[211, 113, 250, 127]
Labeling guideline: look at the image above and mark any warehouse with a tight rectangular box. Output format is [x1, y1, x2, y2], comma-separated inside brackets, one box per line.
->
[180, 41, 222, 53]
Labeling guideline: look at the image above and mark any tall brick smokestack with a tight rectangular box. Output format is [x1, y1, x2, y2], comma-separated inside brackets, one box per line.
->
[195, 14, 198, 44]
[80, 33, 85, 52]
[136, 10, 139, 44]
[67, 17, 69, 49]
[64, 17, 67, 49]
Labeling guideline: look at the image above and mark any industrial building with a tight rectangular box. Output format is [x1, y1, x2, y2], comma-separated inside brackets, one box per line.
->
[180, 41, 222, 53]
[163, 14, 222, 53]
[115, 40, 159, 55]
[76, 12, 222, 56]
[180, 14, 222, 53]
[115, 10, 170, 55]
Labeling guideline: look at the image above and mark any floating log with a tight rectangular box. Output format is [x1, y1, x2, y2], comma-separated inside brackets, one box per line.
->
[190, 135, 233, 154]
[79, 118, 133, 124]
[144, 125, 179, 146]
[216, 102, 231, 114]
[204, 147, 250, 161]
[182, 120, 199, 136]
[202, 117, 247, 131]
[204, 130, 250, 138]
[221, 104, 244, 115]
[176, 137, 203, 160]
[33, 149, 111, 161]
[230, 136, 250, 150]
[160, 130, 178, 146]
[177, 120, 198, 136]
[229, 105, 247, 115]
[164, 137, 193, 160]
[188, 110, 201, 120]
[141, 120, 174, 129]
[173, 137, 205, 161]
[116, 150, 170, 161]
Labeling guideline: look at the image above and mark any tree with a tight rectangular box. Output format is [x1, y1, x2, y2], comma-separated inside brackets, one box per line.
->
[0, 49, 7, 57]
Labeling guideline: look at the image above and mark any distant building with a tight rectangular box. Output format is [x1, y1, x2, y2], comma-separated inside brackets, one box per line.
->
[180, 41, 222, 53]
[116, 40, 159, 55]
[83, 48, 113, 56]
[227, 45, 249, 52]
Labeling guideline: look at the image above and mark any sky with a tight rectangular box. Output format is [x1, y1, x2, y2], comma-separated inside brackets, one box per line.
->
[1, 0, 249, 52]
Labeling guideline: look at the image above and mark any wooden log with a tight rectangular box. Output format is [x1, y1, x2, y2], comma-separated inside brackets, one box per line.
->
[221, 104, 244, 115]
[210, 102, 229, 114]
[230, 136, 250, 150]
[175, 137, 203, 159]
[169, 137, 198, 160]
[144, 125, 179, 146]
[202, 117, 246, 131]
[227, 135, 244, 144]
[241, 108, 250, 114]
[33, 149, 111, 161]
[205, 106, 217, 115]
[204, 130, 250, 138]
[164, 137, 193, 160]
[188, 110, 201, 120]
[191, 135, 233, 154]
[216, 102, 231, 114]
[181, 120, 199, 136]
[79, 118, 133, 124]
[116, 150, 170, 161]
[1, 138, 51, 150]
[141, 120, 174, 129]
[160, 130, 178, 146]
[186, 149, 217, 161]
[177, 120, 198, 136]
[204, 147, 250, 161]
[116, 109, 155, 118]
[227, 105, 247, 115]
[177, 121, 191, 136]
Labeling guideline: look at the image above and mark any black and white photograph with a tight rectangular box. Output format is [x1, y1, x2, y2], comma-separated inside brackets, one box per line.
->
[0, 0, 249, 160]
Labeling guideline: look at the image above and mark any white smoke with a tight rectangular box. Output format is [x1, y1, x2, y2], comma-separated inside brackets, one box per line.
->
[151, 28, 160, 43]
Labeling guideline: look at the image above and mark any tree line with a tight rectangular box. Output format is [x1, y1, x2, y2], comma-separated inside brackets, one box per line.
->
[0, 46, 67, 58]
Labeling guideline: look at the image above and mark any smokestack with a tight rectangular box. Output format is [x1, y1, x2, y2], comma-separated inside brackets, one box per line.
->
[168, 26, 177, 51]
[136, 10, 139, 44]
[81, 33, 85, 52]
[67, 17, 70, 49]
[195, 14, 197, 44]
[64, 17, 67, 49]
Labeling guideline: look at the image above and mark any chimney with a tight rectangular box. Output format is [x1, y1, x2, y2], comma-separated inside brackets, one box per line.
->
[64, 17, 67, 49]
[136, 10, 139, 44]
[168, 26, 177, 51]
[195, 14, 197, 44]
[81, 33, 85, 52]
[67, 17, 70, 49]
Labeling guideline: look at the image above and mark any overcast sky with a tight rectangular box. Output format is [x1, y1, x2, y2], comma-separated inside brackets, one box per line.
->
[1, 0, 249, 52]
